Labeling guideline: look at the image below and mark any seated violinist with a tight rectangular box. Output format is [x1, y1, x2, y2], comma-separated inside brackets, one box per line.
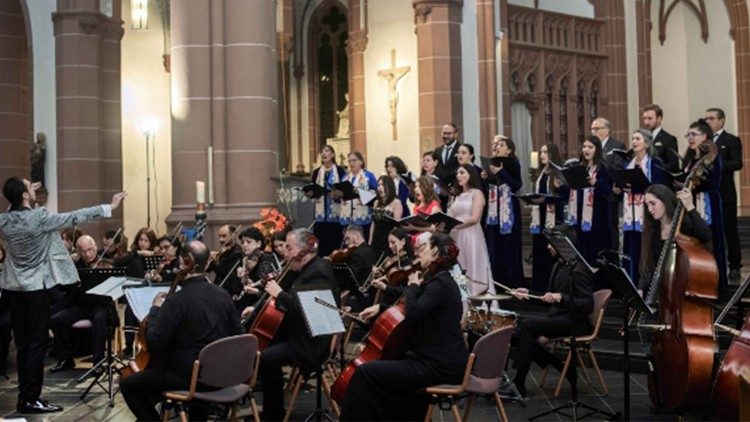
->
[331, 225, 377, 293]
[49, 235, 116, 374]
[258, 228, 338, 420]
[346, 227, 414, 314]
[207, 224, 243, 292]
[120, 241, 242, 421]
[339, 234, 469, 421]
[508, 224, 593, 398]
[147, 238, 182, 284]
[235, 227, 276, 315]
[639, 185, 712, 293]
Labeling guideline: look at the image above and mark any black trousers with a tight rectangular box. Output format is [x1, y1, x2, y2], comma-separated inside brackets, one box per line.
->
[49, 304, 110, 362]
[722, 189, 742, 271]
[339, 356, 464, 421]
[120, 366, 209, 421]
[513, 315, 591, 387]
[7, 288, 55, 403]
[258, 341, 294, 419]
[0, 297, 12, 373]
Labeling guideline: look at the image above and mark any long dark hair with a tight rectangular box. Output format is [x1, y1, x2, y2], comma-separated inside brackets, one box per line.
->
[579, 136, 603, 167]
[388, 227, 414, 259]
[639, 184, 678, 281]
[376, 175, 396, 207]
[536, 142, 562, 194]
[458, 144, 477, 163]
[426, 233, 459, 274]
[130, 227, 158, 252]
[385, 156, 408, 175]
[457, 164, 481, 191]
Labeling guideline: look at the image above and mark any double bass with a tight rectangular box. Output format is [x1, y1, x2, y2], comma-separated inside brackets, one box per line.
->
[642, 149, 718, 411]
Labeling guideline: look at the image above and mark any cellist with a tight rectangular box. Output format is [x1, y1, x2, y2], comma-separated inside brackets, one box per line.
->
[120, 241, 241, 421]
[258, 228, 338, 421]
[339, 233, 468, 421]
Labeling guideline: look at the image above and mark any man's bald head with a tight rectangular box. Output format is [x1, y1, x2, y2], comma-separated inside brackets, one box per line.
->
[183, 240, 209, 270]
[76, 235, 98, 265]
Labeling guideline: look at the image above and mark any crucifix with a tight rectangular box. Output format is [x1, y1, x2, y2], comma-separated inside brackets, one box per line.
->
[378, 49, 411, 141]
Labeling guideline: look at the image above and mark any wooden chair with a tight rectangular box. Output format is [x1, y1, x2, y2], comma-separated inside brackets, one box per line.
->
[539, 289, 612, 397]
[161, 334, 260, 422]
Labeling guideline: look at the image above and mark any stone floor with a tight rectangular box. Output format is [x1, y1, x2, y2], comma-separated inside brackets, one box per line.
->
[0, 353, 713, 421]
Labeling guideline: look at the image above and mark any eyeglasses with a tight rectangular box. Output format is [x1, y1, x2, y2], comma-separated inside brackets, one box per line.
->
[684, 132, 703, 139]
[590, 127, 604, 132]
[442, 132, 456, 136]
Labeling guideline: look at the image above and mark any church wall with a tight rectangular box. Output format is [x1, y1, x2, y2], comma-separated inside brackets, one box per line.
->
[651, 1, 736, 155]
[363, 0, 420, 175]
[461, 0, 481, 148]
[121, 0, 172, 240]
[507, 0, 594, 18]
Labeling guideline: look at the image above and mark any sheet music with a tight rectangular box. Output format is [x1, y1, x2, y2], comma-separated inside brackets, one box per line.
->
[86, 276, 143, 300]
[297, 290, 345, 337]
[358, 189, 377, 205]
[124, 286, 172, 322]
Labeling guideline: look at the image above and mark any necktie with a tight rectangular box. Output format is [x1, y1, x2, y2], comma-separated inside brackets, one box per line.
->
[444, 147, 451, 164]
[713, 133, 719, 142]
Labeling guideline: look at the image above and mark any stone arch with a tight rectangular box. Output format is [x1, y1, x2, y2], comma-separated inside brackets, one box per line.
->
[0, 0, 33, 208]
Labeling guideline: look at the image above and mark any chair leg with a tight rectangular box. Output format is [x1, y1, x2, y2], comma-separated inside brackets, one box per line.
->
[539, 342, 557, 388]
[494, 392, 509, 422]
[554, 350, 572, 397]
[423, 402, 435, 422]
[321, 371, 340, 418]
[249, 395, 260, 422]
[588, 348, 609, 395]
[161, 400, 171, 422]
[283, 374, 304, 422]
[463, 394, 476, 421]
[177, 403, 188, 422]
[450, 402, 462, 422]
[286, 367, 299, 392]
[229, 404, 237, 421]
[575, 349, 592, 387]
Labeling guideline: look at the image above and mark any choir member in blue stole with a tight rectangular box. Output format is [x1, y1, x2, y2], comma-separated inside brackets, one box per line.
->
[530, 143, 570, 292]
[566, 137, 612, 268]
[617, 129, 667, 287]
[486, 136, 524, 287]
[311, 145, 347, 256]
[339, 151, 378, 242]
[385, 156, 412, 217]
[682, 119, 727, 290]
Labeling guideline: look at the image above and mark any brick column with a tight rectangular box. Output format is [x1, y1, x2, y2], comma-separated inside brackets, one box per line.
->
[53, 0, 124, 235]
[0, 0, 31, 210]
[347, 0, 368, 158]
[476, 0, 497, 154]
[594, 0, 628, 141]
[413, 0, 464, 149]
[635, 0, 653, 109]
[727, 0, 750, 215]
[168, 0, 278, 247]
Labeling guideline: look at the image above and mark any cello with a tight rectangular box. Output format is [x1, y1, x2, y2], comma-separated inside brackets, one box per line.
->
[641, 148, 718, 411]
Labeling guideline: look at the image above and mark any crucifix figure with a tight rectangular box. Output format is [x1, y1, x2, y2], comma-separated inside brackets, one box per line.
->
[378, 49, 411, 140]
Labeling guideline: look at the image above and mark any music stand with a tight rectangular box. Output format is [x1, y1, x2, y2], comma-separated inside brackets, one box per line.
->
[529, 230, 617, 421]
[597, 260, 651, 421]
[77, 270, 131, 406]
[297, 290, 345, 422]
[142, 255, 164, 272]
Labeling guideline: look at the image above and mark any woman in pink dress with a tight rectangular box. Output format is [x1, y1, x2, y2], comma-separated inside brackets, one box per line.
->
[448, 164, 496, 297]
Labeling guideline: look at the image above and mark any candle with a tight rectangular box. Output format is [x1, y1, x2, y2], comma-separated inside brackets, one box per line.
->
[530, 151, 539, 169]
[196, 181, 205, 203]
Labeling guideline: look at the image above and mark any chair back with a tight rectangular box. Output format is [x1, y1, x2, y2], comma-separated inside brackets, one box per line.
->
[588, 289, 612, 337]
[472, 325, 514, 379]
[198, 334, 259, 388]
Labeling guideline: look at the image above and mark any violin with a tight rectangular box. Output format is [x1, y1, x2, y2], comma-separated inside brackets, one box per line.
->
[327, 245, 358, 263]
[209, 224, 243, 265]
[385, 260, 421, 287]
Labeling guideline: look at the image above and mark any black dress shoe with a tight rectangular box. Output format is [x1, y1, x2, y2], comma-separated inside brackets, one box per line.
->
[16, 399, 63, 414]
[50, 359, 75, 372]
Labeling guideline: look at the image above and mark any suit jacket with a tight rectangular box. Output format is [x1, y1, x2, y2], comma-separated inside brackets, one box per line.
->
[715, 130, 743, 200]
[601, 137, 627, 171]
[346, 243, 377, 289]
[653, 128, 680, 174]
[435, 142, 461, 173]
[547, 260, 594, 330]
[0, 205, 110, 292]
[275, 256, 339, 370]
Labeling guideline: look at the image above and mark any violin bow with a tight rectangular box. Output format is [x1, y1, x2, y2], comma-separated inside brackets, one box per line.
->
[93, 227, 122, 268]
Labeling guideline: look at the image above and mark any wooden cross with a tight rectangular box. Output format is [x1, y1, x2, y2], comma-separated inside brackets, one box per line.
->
[377, 49, 411, 141]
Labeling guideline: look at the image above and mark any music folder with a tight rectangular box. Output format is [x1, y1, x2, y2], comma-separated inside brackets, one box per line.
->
[332, 181, 360, 201]
[549, 163, 590, 190]
[597, 261, 653, 316]
[480, 156, 512, 174]
[514, 193, 559, 205]
[301, 183, 330, 199]
[425, 212, 461, 233]
[297, 290, 345, 337]
[612, 168, 650, 192]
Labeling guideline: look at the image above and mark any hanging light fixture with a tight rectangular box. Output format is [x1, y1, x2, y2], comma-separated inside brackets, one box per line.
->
[131, 0, 148, 30]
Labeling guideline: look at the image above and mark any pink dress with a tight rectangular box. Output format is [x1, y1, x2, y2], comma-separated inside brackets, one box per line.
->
[448, 189, 495, 297]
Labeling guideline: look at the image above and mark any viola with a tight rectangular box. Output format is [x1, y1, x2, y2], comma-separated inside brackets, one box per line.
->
[385, 261, 421, 286]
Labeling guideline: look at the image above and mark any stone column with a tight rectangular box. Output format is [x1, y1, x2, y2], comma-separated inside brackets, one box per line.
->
[53, 0, 124, 235]
[476, 0, 497, 154]
[412, 0, 464, 149]
[0, 0, 31, 210]
[594, 0, 629, 142]
[347, 0, 368, 159]
[635, 0, 653, 109]
[168, 0, 278, 247]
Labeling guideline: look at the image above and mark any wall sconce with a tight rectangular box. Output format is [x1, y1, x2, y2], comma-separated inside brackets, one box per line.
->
[131, 0, 148, 30]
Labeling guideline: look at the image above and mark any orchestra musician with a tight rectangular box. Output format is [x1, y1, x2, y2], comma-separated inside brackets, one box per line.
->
[340, 234, 469, 421]
[257, 228, 338, 421]
[120, 241, 242, 421]
[333, 225, 377, 293]
[310, 145, 347, 257]
[270, 230, 287, 271]
[147, 238, 181, 284]
[234, 227, 276, 313]
[639, 185, 713, 292]
[207, 224, 243, 291]
[49, 235, 116, 375]
[508, 225, 594, 398]
[100, 229, 127, 261]
[0, 177, 124, 414]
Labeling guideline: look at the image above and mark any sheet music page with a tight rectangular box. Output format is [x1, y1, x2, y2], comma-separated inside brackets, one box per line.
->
[86, 276, 126, 299]
[297, 290, 345, 337]
[358, 189, 377, 205]
[124, 286, 172, 322]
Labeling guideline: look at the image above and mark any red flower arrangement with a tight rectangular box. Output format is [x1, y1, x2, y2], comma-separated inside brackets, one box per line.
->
[253, 208, 289, 243]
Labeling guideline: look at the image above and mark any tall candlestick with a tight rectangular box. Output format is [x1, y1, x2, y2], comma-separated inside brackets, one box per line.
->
[530, 151, 539, 169]
[196, 181, 205, 203]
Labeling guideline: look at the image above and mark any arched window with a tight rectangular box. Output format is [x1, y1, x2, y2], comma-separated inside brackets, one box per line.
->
[544, 75, 554, 143]
[558, 77, 568, 153]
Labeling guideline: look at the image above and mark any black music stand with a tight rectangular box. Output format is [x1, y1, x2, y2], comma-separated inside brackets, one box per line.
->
[298, 290, 345, 422]
[597, 260, 651, 421]
[142, 255, 164, 272]
[529, 230, 617, 421]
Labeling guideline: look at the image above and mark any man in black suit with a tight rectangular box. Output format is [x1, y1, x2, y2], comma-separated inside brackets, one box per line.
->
[706, 107, 743, 281]
[334, 225, 377, 292]
[642, 104, 680, 174]
[434, 123, 461, 174]
[259, 228, 338, 420]
[591, 117, 625, 251]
